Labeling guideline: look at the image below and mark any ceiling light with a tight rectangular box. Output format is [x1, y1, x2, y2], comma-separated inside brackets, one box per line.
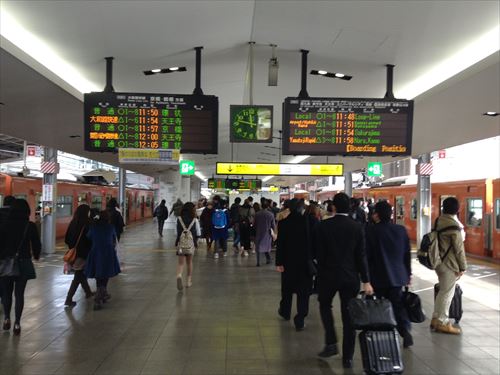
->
[483, 111, 499, 116]
[289, 155, 311, 164]
[397, 25, 500, 99]
[0, 9, 101, 94]
[143, 66, 187, 75]
[194, 171, 207, 181]
[310, 70, 352, 80]
[262, 176, 274, 182]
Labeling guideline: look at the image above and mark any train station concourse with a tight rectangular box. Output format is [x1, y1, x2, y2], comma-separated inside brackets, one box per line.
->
[0, 221, 497, 375]
[0, 1, 500, 374]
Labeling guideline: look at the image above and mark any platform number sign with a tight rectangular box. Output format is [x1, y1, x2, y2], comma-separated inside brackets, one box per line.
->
[179, 160, 195, 176]
[367, 162, 382, 177]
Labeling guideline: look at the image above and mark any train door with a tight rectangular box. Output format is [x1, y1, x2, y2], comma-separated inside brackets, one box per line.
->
[141, 196, 145, 218]
[395, 196, 405, 225]
[494, 198, 500, 259]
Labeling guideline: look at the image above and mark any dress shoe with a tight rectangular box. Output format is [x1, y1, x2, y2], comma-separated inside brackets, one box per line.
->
[13, 323, 21, 336]
[86, 291, 96, 299]
[294, 316, 305, 331]
[435, 322, 461, 335]
[342, 359, 353, 369]
[278, 308, 290, 321]
[3, 319, 11, 330]
[318, 344, 339, 358]
[430, 317, 439, 330]
[64, 300, 77, 308]
[403, 332, 414, 348]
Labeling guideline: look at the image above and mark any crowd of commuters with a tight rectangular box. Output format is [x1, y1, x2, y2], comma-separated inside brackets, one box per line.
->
[0, 191, 467, 373]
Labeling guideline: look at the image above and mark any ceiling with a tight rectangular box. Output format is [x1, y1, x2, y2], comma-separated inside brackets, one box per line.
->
[0, 0, 499, 186]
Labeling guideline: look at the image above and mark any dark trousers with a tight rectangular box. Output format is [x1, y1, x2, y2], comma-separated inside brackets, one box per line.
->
[318, 282, 359, 360]
[214, 238, 227, 253]
[375, 287, 411, 336]
[240, 225, 251, 250]
[1, 277, 28, 323]
[66, 270, 92, 300]
[280, 274, 311, 325]
[157, 219, 165, 235]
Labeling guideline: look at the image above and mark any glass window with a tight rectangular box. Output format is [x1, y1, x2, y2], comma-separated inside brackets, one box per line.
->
[146, 196, 151, 208]
[410, 199, 417, 220]
[14, 194, 27, 200]
[57, 195, 73, 217]
[495, 199, 500, 230]
[466, 198, 482, 227]
[0, 194, 3, 206]
[91, 196, 102, 210]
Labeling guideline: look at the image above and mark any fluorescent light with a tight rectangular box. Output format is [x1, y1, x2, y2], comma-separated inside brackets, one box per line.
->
[317, 70, 328, 75]
[484, 111, 499, 116]
[334, 73, 345, 78]
[397, 25, 500, 99]
[194, 171, 207, 181]
[262, 176, 274, 182]
[0, 9, 101, 93]
[169, 67, 179, 71]
[151, 68, 161, 73]
[289, 155, 310, 164]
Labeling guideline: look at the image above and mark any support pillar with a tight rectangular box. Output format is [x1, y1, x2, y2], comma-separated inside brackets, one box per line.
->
[118, 167, 126, 225]
[344, 171, 353, 197]
[417, 153, 432, 247]
[41, 147, 57, 255]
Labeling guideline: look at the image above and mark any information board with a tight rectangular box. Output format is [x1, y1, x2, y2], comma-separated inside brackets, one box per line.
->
[84, 92, 218, 154]
[208, 178, 262, 190]
[283, 97, 413, 156]
[230, 105, 273, 143]
[216, 163, 343, 176]
[118, 148, 180, 164]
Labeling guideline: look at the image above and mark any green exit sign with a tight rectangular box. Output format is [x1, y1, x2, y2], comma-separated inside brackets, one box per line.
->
[179, 160, 195, 176]
[367, 162, 382, 177]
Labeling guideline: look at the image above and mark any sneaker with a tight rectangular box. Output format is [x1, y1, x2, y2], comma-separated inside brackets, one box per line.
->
[214, 253, 219, 259]
[244, 251, 249, 257]
[435, 323, 461, 335]
[187, 277, 192, 288]
[176, 276, 183, 291]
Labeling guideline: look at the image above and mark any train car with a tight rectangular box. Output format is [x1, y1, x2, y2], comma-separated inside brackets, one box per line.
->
[0, 173, 154, 239]
[353, 178, 499, 261]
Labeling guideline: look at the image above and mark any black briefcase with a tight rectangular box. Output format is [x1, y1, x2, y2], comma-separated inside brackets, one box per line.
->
[359, 329, 404, 375]
[434, 283, 463, 324]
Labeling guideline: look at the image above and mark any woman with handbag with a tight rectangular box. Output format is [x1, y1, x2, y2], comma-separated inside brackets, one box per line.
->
[64, 204, 94, 307]
[0, 198, 41, 335]
[85, 210, 121, 310]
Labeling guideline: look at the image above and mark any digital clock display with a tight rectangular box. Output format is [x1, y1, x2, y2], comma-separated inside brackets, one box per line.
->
[282, 97, 413, 156]
[230, 105, 273, 143]
[84, 92, 218, 153]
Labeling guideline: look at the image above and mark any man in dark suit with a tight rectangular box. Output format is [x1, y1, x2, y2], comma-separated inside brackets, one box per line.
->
[275, 199, 313, 331]
[366, 200, 413, 347]
[315, 193, 373, 368]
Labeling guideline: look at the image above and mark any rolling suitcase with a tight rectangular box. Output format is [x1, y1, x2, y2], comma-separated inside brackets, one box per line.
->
[434, 283, 463, 324]
[359, 329, 404, 375]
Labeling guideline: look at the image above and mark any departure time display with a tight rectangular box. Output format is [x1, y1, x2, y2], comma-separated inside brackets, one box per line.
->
[84, 92, 218, 154]
[282, 97, 413, 156]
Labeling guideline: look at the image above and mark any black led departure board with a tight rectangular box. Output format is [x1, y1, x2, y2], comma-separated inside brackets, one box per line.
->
[208, 178, 262, 191]
[84, 92, 218, 154]
[282, 97, 413, 156]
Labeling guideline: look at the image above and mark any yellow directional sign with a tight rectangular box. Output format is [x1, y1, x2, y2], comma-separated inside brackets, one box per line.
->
[216, 162, 343, 176]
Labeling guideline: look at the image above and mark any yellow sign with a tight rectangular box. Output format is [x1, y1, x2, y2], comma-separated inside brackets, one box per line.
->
[118, 148, 180, 164]
[216, 163, 343, 176]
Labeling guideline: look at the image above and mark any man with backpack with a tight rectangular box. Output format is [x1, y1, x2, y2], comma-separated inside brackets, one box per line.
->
[153, 200, 169, 237]
[211, 195, 230, 259]
[431, 197, 467, 335]
[170, 198, 184, 219]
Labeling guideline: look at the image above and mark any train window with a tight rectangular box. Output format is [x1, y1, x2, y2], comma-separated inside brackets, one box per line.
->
[77, 193, 87, 204]
[15, 194, 27, 200]
[146, 196, 151, 207]
[466, 198, 482, 227]
[0, 194, 3, 206]
[410, 199, 417, 220]
[57, 195, 73, 217]
[91, 196, 102, 210]
[495, 199, 500, 230]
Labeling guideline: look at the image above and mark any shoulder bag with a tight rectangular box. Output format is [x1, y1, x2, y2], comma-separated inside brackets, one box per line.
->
[402, 286, 426, 323]
[0, 224, 30, 278]
[63, 227, 84, 264]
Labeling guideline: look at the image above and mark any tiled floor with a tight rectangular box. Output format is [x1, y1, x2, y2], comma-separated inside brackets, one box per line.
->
[0, 220, 498, 374]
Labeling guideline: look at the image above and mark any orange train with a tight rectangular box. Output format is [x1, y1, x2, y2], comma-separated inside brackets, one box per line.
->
[0, 173, 155, 239]
[316, 178, 500, 261]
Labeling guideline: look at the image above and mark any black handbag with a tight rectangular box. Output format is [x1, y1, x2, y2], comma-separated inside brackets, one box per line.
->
[402, 287, 426, 323]
[0, 257, 20, 277]
[348, 294, 397, 330]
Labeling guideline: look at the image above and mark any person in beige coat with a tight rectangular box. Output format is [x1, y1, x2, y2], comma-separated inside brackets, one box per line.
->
[431, 197, 467, 334]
